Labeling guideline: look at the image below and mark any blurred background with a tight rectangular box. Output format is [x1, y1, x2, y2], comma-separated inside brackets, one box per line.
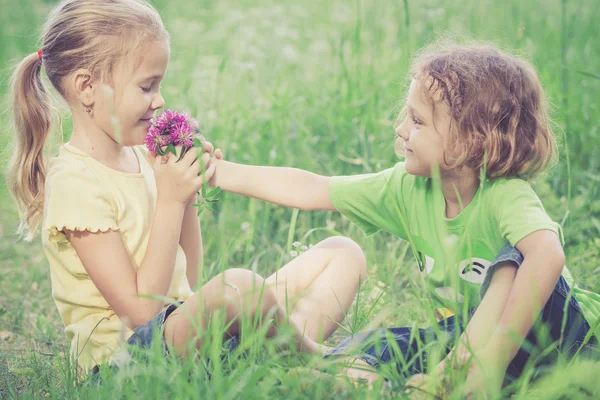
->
[1, 0, 599, 397]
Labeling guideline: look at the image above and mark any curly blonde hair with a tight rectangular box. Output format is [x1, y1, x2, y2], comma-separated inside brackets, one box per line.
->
[407, 41, 557, 181]
[7, 0, 169, 240]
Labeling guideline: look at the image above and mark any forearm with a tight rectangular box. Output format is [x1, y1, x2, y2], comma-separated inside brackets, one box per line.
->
[454, 264, 517, 358]
[210, 159, 335, 211]
[486, 252, 564, 364]
[180, 201, 202, 289]
[136, 200, 186, 312]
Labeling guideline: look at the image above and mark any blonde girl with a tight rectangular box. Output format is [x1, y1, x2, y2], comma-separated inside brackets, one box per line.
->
[7, 0, 366, 378]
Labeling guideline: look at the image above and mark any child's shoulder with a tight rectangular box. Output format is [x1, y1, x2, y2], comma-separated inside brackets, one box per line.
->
[482, 176, 547, 214]
[45, 144, 111, 198]
[485, 176, 536, 196]
[47, 144, 98, 182]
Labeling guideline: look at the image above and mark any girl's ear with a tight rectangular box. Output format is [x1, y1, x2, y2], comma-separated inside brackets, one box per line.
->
[71, 68, 96, 108]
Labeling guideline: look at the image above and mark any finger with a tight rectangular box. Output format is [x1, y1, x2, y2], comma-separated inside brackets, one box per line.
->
[198, 152, 210, 173]
[191, 166, 211, 192]
[433, 359, 447, 375]
[200, 162, 216, 184]
[189, 152, 209, 177]
[180, 146, 200, 167]
[166, 146, 183, 164]
[202, 140, 214, 154]
[205, 156, 218, 171]
[151, 153, 162, 169]
[214, 148, 223, 160]
[404, 374, 427, 390]
[404, 374, 442, 399]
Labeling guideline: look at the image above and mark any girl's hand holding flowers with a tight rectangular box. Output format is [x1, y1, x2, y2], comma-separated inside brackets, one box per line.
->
[145, 110, 222, 214]
[151, 146, 210, 206]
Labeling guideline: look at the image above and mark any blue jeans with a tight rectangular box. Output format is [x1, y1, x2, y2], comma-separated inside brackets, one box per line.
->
[92, 301, 240, 377]
[326, 244, 596, 379]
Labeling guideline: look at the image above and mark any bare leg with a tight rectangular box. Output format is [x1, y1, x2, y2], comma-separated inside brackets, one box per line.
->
[163, 268, 321, 357]
[265, 236, 367, 343]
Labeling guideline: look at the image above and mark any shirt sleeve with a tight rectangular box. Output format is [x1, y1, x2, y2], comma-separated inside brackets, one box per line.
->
[492, 178, 564, 246]
[329, 163, 411, 239]
[43, 170, 119, 246]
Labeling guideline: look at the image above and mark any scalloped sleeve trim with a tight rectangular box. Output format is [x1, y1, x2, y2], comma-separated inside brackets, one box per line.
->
[47, 224, 120, 246]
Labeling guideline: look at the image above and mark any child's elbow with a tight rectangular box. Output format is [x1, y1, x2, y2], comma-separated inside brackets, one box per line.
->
[520, 230, 565, 269]
[555, 246, 566, 268]
[548, 237, 566, 268]
[542, 243, 565, 273]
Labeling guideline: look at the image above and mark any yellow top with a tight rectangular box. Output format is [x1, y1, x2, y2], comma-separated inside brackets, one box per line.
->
[42, 144, 193, 374]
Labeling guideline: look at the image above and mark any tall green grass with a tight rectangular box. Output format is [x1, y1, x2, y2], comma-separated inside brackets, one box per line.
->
[1, 0, 599, 398]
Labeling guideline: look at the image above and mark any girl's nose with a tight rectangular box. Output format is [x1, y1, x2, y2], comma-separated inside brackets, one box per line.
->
[395, 119, 408, 140]
[152, 92, 165, 110]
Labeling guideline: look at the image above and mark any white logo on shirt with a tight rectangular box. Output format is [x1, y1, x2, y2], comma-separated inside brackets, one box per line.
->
[421, 254, 435, 276]
[458, 258, 491, 284]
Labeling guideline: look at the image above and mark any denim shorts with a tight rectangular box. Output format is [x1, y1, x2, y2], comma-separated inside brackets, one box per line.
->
[91, 301, 183, 376]
[126, 301, 183, 352]
[91, 299, 244, 377]
[325, 244, 596, 379]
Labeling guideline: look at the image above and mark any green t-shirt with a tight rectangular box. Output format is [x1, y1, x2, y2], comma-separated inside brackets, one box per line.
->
[330, 163, 599, 332]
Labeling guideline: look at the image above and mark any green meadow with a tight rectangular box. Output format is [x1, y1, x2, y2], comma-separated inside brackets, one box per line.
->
[1, 0, 599, 398]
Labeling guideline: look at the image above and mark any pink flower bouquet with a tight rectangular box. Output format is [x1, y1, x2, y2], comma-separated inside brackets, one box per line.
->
[144, 109, 221, 214]
[144, 109, 199, 156]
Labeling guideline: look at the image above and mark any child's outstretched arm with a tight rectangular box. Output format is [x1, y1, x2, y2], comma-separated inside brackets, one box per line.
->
[209, 159, 336, 211]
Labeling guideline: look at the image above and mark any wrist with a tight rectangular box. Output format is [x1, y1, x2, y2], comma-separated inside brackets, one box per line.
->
[156, 197, 188, 211]
[484, 334, 519, 366]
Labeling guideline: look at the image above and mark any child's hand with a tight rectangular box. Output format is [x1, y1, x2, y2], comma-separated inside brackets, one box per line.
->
[403, 347, 477, 399]
[206, 146, 223, 188]
[462, 348, 506, 398]
[183, 139, 222, 206]
[151, 146, 215, 206]
[404, 373, 445, 399]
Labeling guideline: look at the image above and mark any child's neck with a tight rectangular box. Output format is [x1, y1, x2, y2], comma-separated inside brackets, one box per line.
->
[440, 169, 479, 219]
[69, 118, 140, 174]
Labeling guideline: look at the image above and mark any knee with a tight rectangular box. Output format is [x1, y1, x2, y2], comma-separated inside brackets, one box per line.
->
[322, 236, 368, 281]
[221, 268, 279, 310]
[222, 268, 266, 294]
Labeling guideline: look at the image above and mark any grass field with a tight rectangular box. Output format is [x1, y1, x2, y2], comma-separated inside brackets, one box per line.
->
[1, 0, 599, 398]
